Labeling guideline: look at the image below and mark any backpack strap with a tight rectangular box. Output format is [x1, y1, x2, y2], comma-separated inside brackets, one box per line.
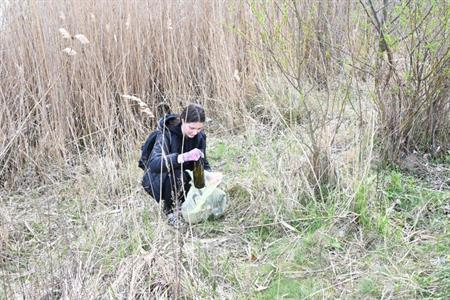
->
[139, 129, 170, 171]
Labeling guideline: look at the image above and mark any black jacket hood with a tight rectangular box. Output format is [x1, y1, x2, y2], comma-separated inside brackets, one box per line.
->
[157, 114, 185, 137]
[157, 114, 179, 130]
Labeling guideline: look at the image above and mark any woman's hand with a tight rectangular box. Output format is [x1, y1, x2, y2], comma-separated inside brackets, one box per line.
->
[178, 148, 204, 163]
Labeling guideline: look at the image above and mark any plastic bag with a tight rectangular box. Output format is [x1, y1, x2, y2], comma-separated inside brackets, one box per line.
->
[181, 170, 227, 224]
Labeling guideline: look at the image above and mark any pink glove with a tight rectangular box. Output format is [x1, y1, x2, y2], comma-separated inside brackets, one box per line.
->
[180, 148, 204, 162]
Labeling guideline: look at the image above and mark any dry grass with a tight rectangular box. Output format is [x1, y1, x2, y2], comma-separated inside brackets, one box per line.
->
[0, 0, 261, 187]
[2, 0, 447, 187]
[1, 0, 449, 298]
[1, 127, 448, 298]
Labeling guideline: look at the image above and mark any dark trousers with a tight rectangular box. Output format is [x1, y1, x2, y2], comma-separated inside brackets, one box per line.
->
[161, 170, 191, 214]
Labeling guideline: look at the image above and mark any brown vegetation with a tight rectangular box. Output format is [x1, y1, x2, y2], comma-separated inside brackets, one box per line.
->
[1, 0, 448, 188]
[0, 0, 449, 298]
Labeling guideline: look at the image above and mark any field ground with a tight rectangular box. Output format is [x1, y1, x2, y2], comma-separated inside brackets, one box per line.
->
[1, 128, 449, 299]
[1, 0, 449, 298]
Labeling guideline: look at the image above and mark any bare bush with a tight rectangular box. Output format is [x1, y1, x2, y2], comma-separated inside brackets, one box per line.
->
[360, 0, 449, 164]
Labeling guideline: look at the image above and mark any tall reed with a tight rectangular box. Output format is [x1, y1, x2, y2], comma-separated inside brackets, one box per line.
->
[0, 0, 260, 186]
[0, 0, 447, 188]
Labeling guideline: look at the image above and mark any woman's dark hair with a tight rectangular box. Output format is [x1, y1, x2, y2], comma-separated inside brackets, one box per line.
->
[180, 103, 205, 123]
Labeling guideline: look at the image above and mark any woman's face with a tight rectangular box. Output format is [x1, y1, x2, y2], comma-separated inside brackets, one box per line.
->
[181, 121, 204, 138]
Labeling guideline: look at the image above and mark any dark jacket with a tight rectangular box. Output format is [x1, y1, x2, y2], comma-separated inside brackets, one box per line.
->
[142, 114, 211, 202]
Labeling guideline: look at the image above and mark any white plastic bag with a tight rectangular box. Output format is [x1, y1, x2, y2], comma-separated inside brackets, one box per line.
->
[181, 171, 227, 224]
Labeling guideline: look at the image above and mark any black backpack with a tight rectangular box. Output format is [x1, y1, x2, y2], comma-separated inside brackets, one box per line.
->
[138, 130, 169, 171]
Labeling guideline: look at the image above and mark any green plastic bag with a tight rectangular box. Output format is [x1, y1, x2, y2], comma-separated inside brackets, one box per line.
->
[181, 171, 227, 224]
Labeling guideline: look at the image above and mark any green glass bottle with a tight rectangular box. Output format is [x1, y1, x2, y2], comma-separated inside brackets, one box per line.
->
[193, 158, 205, 189]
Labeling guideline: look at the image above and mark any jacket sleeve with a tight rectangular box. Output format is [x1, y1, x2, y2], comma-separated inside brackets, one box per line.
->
[199, 133, 212, 171]
[147, 132, 181, 173]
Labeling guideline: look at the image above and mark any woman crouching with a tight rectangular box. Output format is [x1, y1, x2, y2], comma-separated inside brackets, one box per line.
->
[142, 103, 211, 228]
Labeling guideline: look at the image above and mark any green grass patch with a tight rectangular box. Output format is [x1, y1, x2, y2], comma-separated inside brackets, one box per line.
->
[256, 275, 325, 299]
[358, 276, 382, 298]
